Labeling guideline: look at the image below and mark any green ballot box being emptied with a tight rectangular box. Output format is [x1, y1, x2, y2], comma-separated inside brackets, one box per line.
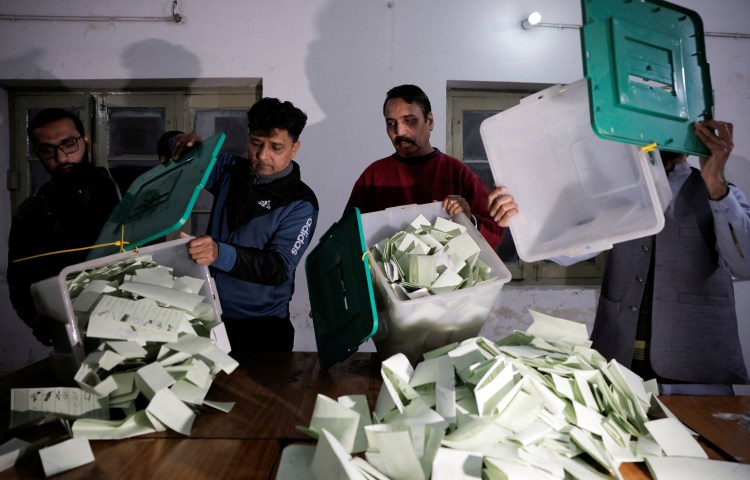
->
[479, 0, 713, 263]
[30, 133, 230, 383]
[306, 202, 512, 369]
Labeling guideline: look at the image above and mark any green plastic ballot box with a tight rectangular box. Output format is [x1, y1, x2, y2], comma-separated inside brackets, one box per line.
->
[305, 207, 379, 370]
[88, 132, 226, 260]
[581, 0, 713, 155]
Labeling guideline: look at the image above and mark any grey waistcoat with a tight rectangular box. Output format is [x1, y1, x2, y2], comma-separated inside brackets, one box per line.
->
[590, 168, 749, 385]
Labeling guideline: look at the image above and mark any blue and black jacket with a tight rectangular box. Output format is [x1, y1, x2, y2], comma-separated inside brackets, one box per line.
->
[206, 153, 318, 320]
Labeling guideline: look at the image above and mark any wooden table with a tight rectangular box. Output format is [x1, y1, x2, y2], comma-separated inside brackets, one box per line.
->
[660, 395, 750, 464]
[0, 352, 748, 479]
[0, 352, 381, 479]
[2, 438, 282, 479]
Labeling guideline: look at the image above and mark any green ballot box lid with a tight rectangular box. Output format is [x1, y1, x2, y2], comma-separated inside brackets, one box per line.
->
[581, 0, 713, 155]
[305, 207, 379, 369]
[88, 132, 225, 260]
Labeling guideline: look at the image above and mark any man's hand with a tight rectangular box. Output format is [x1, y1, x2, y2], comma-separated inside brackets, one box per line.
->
[695, 119, 734, 200]
[182, 232, 218, 266]
[442, 195, 471, 217]
[171, 132, 202, 161]
[488, 186, 518, 227]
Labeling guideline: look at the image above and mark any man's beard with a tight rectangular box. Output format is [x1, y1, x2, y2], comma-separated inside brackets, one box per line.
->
[48, 146, 91, 178]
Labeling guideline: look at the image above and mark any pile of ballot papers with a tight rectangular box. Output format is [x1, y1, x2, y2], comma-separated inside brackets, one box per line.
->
[67, 254, 219, 344]
[4, 254, 238, 477]
[371, 214, 496, 300]
[284, 311, 749, 480]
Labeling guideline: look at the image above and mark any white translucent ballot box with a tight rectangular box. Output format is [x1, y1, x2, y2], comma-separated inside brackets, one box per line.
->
[306, 202, 512, 367]
[28, 133, 228, 382]
[362, 203, 512, 364]
[480, 80, 672, 262]
[31, 238, 228, 382]
[479, 0, 715, 262]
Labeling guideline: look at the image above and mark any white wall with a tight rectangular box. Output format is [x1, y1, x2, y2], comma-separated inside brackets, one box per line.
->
[1, 0, 748, 382]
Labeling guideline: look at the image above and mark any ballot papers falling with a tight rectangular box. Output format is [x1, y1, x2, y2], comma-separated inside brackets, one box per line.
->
[67, 254, 218, 344]
[10, 253, 238, 474]
[288, 310, 749, 480]
[371, 214, 496, 300]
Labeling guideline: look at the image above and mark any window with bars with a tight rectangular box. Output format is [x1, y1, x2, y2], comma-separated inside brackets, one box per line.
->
[10, 87, 259, 237]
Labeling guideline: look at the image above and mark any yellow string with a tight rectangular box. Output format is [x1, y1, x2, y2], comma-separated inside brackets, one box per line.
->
[362, 249, 371, 262]
[119, 224, 128, 253]
[639, 142, 658, 152]
[11, 224, 131, 263]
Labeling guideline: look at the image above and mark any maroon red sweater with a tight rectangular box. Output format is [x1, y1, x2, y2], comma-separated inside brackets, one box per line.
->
[345, 149, 503, 249]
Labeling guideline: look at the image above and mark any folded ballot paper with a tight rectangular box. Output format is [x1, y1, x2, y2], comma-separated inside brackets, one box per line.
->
[8, 254, 238, 475]
[283, 310, 750, 480]
[371, 214, 496, 300]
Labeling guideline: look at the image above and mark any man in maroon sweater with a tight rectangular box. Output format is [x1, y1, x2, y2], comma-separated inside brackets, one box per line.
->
[344, 84, 503, 249]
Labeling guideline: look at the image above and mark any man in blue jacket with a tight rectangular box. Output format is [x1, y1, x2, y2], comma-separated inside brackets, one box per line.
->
[173, 98, 318, 352]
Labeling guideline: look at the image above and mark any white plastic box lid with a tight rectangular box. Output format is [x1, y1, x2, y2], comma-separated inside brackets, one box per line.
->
[480, 79, 671, 263]
[360, 202, 512, 365]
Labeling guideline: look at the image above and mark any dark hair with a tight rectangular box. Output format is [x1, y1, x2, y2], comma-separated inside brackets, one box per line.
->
[659, 150, 684, 164]
[27, 108, 85, 145]
[383, 84, 432, 120]
[157, 130, 184, 159]
[247, 97, 308, 142]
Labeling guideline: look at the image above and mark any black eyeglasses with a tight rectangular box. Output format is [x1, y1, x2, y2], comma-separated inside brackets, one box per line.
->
[34, 136, 83, 159]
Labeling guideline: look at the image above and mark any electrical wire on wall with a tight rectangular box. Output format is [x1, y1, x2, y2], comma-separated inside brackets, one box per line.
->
[519, 10, 750, 39]
[0, 0, 182, 23]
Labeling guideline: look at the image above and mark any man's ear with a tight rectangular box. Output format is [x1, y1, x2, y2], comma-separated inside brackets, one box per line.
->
[291, 140, 301, 160]
[427, 112, 434, 131]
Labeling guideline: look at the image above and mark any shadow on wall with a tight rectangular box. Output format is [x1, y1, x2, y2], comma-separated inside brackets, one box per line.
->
[288, 0, 392, 350]
[112, 39, 203, 192]
[121, 38, 202, 82]
[0, 48, 68, 86]
[302, 0, 393, 222]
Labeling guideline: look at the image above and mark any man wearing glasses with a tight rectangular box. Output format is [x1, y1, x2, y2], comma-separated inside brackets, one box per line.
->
[7, 108, 121, 345]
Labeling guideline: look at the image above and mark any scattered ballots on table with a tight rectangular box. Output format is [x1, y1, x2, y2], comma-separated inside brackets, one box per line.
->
[8, 132, 236, 476]
[33, 251, 236, 435]
[6, 248, 239, 476]
[283, 311, 750, 480]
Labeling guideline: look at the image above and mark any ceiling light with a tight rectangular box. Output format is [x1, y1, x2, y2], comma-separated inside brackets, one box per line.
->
[522, 12, 542, 30]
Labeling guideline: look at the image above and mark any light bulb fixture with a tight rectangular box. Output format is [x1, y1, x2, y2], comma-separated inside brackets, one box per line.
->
[520, 11, 582, 31]
[521, 12, 542, 30]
